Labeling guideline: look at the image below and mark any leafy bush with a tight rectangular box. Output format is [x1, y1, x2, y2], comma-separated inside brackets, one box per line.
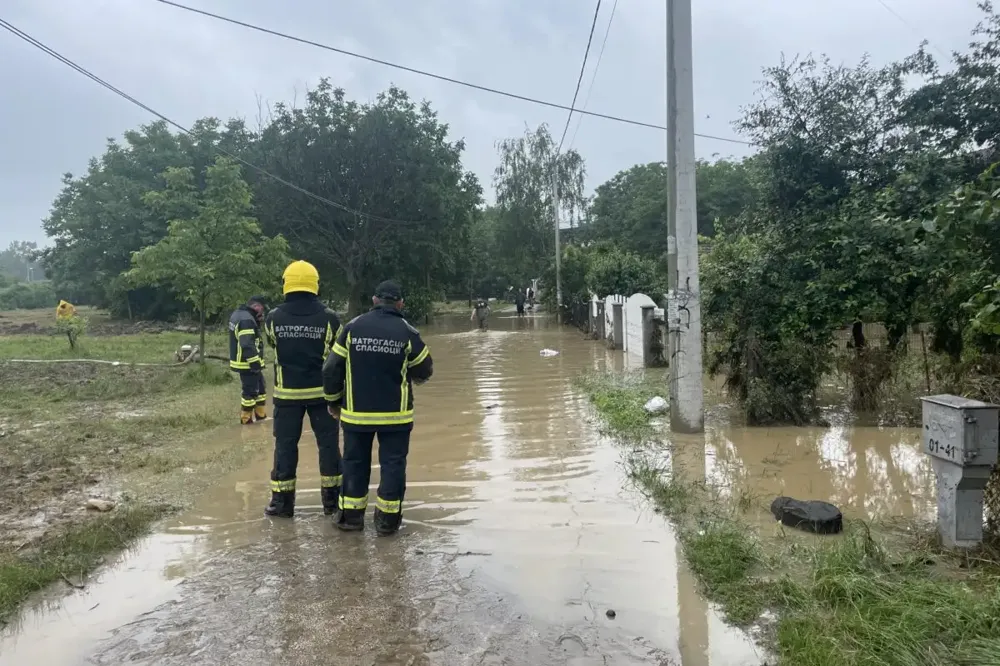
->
[54, 314, 87, 350]
[586, 246, 665, 299]
[0, 281, 56, 310]
[703, 231, 838, 425]
[400, 286, 434, 324]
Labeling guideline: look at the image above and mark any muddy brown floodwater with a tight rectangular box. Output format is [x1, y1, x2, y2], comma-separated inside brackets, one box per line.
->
[0, 312, 932, 665]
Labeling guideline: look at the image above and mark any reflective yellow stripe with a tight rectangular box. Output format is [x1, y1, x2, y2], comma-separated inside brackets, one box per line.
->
[244, 356, 261, 365]
[340, 409, 414, 426]
[273, 386, 325, 401]
[323, 323, 334, 360]
[345, 333, 354, 412]
[324, 391, 343, 401]
[270, 479, 296, 492]
[230, 361, 251, 370]
[340, 495, 368, 510]
[331, 342, 348, 358]
[255, 395, 267, 404]
[276, 365, 284, 389]
[400, 341, 410, 412]
[320, 475, 342, 488]
[241, 398, 256, 407]
[408, 345, 429, 367]
[375, 496, 401, 514]
[237, 329, 256, 337]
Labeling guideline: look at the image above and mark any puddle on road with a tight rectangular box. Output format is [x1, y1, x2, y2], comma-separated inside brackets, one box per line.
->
[0, 312, 930, 665]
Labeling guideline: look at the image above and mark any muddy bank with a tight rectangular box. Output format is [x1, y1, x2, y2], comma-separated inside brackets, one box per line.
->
[0, 350, 270, 623]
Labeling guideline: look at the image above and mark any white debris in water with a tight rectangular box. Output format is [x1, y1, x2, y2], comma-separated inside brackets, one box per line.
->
[539, 349, 559, 357]
[643, 396, 668, 414]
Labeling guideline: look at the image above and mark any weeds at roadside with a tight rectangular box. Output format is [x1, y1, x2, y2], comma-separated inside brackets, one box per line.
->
[576, 370, 1000, 666]
[0, 502, 168, 623]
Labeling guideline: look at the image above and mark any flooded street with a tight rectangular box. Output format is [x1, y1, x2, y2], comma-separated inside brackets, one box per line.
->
[0, 313, 932, 665]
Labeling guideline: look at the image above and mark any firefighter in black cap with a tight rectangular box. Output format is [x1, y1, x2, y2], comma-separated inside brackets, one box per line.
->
[322, 280, 433, 535]
[261, 260, 344, 518]
[228, 295, 267, 424]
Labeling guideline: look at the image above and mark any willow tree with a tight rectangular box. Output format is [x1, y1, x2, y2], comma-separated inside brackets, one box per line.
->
[492, 124, 587, 281]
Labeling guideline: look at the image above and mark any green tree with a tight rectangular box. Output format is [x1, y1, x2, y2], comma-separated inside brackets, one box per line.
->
[250, 81, 481, 315]
[42, 118, 253, 318]
[127, 157, 289, 358]
[902, 3, 1000, 156]
[586, 246, 664, 299]
[0, 241, 42, 281]
[584, 159, 754, 258]
[492, 124, 587, 281]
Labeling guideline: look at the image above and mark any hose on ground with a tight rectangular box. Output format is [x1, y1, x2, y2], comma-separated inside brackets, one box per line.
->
[3, 346, 229, 367]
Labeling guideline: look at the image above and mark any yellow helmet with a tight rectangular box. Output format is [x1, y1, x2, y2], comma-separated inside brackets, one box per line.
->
[282, 260, 320, 295]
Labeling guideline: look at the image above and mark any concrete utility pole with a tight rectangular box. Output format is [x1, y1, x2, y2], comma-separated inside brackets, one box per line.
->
[665, 0, 704, 433]
[552, 167, 563, 315]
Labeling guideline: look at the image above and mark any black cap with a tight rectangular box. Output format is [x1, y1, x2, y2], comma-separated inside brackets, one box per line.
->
[375, 280, 403, 301]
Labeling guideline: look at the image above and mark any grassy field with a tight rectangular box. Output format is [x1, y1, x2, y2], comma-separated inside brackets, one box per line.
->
[0, 318, 267, 623]
[576, 371, 1000, 666]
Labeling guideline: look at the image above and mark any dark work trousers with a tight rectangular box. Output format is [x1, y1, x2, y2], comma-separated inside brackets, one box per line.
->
[239, 371, 266, 410]
[269, 402, 342, 493]
[340, 429, 411, 514]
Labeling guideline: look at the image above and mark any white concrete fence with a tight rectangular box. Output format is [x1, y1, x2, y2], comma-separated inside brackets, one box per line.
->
[589, 293, 666, 368]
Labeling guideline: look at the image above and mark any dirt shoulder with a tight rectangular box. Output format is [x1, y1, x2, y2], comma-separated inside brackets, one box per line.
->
[0, 325, 270, 622]
[577, 371, 1000, 666]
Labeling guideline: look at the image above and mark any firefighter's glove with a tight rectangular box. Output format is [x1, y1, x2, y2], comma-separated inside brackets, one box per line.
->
[327, 404, 341, 420]
[249, 360, 262, 374]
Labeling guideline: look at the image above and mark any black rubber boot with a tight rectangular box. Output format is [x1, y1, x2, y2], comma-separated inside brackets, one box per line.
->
[264, 491, 295, 518]
[321, 487, 340, 516]
[373, 508, 401, 536]
[336, 508, 365, 532]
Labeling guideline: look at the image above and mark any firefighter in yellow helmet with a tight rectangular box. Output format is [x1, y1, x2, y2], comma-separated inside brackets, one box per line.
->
[322, 280, 433, 535]
[261, 260, 344, 518]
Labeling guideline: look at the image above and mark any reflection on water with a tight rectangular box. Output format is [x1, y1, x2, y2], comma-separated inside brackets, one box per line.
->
[702, 423, 932, 524]
[0, 310, 935, 666]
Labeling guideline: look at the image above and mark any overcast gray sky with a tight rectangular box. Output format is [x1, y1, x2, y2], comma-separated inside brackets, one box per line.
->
[0, 0, 986, 247]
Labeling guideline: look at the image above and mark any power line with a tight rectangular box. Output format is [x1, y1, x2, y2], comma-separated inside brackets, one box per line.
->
[874, 0, 948, 58]
[557, 0, 603, 154]
[0, 17, 422, 226]
[568, 0, 619, 151]
[153, 0, 751, 146]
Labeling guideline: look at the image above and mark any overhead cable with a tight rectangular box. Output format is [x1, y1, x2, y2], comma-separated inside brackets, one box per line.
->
[153, 0, 752, 146]
[568, 0, 619, 150]
[557, 0, 603, 154]
[0, 17, 422, 225]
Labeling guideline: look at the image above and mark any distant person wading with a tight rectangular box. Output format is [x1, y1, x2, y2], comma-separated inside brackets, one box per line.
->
[514, 289, 527, 317]
[471, 298, 491, 330]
